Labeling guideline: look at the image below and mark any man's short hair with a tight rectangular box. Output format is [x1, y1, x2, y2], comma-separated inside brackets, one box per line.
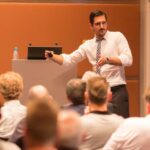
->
[0, 71, 23, 100]
[89, 10, 107, 25]
[26, 98, 58, 144]
[87, 76, 109, 105]
[66, 78, 86, 105]
[144, 87, 150, 103]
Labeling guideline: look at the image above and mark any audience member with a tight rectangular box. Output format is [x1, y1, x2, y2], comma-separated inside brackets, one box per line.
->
[25, 97, 59, 150]
[56, 110, 83, 150]
[103, 87, 150, 150]
[28, 85, 52, 101]
[81, 71, 114, 113]
[62, 78, 86, 115]
[0, 75, 21, 150]
[9, 85, 54, 148]
[80, 76, 124, 150]
[0, 71, 26, 140]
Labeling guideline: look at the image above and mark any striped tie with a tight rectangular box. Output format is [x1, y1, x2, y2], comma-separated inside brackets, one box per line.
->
[96, 40, 101, 74]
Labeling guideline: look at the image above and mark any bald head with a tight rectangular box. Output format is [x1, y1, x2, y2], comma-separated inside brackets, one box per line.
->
[57, 110, 82, 149]
[28, 85, 52, 101]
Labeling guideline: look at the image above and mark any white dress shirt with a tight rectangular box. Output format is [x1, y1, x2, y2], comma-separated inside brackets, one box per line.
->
[0, 100, 26, 139]
[62, 31, 133, 87]
[103, 115, 150, 150]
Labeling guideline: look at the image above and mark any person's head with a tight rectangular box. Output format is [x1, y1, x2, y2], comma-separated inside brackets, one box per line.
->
[0, 71, 23, 101]
[86, 76, 110, 105]
[56, 110, 82, 150]
[66, 78, 86, 105]
[144, 87, 150, 114]
[81, 71, 99, 83]
[89, 10, 108, 39]
[25, 97, 59, 148]
[28, 85, 52, 101]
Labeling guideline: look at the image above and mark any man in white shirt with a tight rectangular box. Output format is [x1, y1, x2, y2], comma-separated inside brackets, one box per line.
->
[45, 10, 133, 118]
[103, 87, 150, 150]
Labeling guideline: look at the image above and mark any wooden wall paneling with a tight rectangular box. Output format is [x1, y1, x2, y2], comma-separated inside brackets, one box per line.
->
[127, 80, 140, 116]
[0, 3, 140, 116]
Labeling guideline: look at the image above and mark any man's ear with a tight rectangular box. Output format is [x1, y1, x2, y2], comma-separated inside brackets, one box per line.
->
[89, 22, 94, 31]
[106, 89, 112, 102]
[84, 91, 89, 105]
[146, 102, 150, 114]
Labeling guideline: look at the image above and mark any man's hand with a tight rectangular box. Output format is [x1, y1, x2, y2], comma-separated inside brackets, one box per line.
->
[97, 55, 108, 67]
[45, 50, 54, 59]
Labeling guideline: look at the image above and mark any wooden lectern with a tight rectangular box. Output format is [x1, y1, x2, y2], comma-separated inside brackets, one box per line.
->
[12, 59, 77, 106]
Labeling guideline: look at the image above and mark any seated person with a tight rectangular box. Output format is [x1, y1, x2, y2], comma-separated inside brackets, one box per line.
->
[24, 98, 59, 150]
[103, 87, 150, 150]
[56, 110, 83, 150]
[62, 78, 86, 115]
[80, 76, 124, 150]
[9, 85, 54, 149]
[0, 71, 26, 140]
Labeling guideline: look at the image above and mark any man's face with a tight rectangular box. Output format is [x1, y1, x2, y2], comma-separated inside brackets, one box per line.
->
[91, 15, 108, 39]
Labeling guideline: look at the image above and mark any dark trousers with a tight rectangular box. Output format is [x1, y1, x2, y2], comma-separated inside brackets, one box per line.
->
[110, 84, 129, 118]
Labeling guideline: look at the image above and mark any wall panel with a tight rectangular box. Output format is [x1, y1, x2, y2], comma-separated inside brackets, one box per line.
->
[0, 3, 140, 116]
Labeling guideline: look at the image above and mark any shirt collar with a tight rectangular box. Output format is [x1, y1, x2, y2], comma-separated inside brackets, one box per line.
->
[95, 30, 109, 42]
[4, 100, 20, 106]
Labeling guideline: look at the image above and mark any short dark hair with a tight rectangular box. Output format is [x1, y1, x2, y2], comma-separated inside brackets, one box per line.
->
[66, 78, 86, 105]
[87, 76, 109, 105]
[89, 10, 107, 25]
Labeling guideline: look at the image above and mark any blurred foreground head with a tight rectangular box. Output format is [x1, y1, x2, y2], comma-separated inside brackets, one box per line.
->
[28, 84, 52, 101]
[25, 97, 59, 148]
[56, 110, 83, 150]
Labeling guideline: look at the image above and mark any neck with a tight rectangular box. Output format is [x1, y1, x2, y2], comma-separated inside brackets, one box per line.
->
[25, 137, 55, 150]
[96, 36, 104, 41]
[88, 102, 107, 112]
[27, 145, 55, 150]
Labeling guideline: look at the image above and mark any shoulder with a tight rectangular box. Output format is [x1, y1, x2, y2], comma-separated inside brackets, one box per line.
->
[81, 113, 96, 124]
[79, 37, 96, 47]
[123, 117, 147, 126]
[108, 31, 125, 37]
[117, 117, 150, 133]
[0, 140, 21, 150]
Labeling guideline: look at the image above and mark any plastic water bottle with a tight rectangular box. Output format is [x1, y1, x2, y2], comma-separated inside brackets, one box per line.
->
[13, 47, 18, 60]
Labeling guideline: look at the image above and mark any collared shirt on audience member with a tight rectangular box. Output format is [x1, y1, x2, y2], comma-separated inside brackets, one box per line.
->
[103, 87, 150, 150]
[0, 71, 26, 140]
